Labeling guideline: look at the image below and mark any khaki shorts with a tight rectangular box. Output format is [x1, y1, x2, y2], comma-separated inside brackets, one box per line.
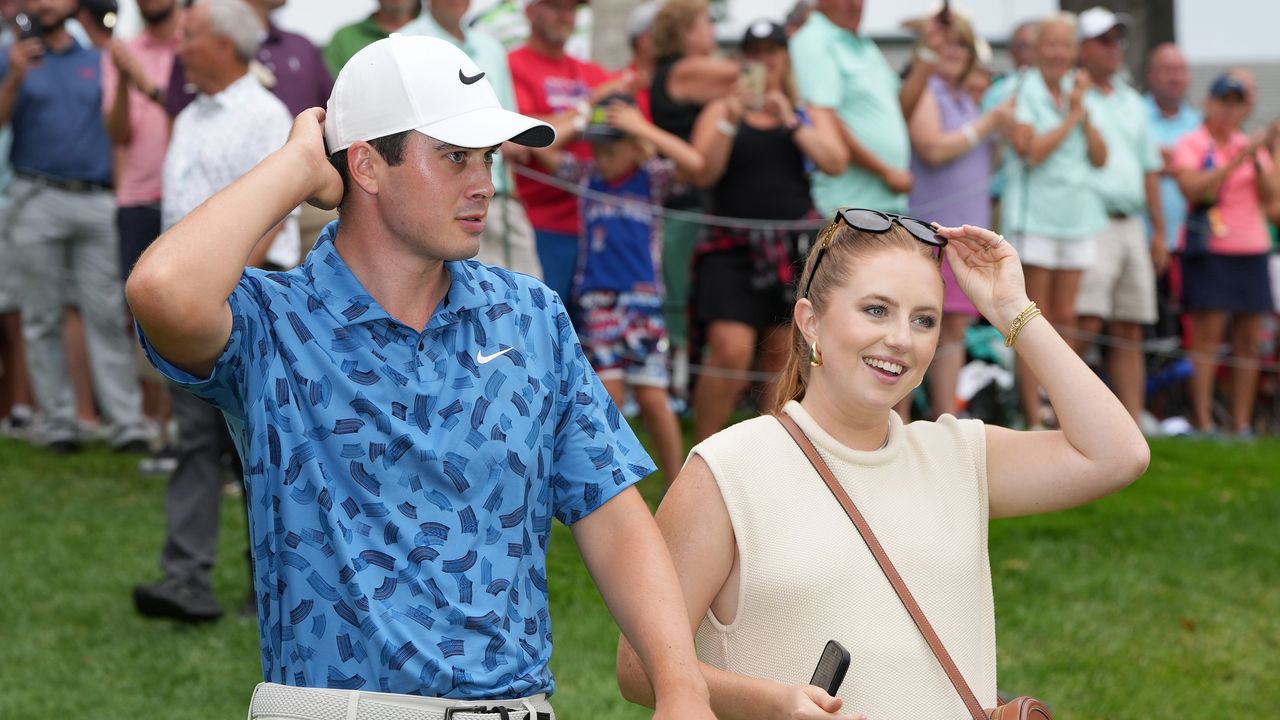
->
[1076, 216, 1157, 324]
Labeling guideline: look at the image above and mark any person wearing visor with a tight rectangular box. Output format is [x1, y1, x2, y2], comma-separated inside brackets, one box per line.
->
[126, 35, 714, 720]
[1171, 69, 1277, 438]
[617, 208, 1149, 718]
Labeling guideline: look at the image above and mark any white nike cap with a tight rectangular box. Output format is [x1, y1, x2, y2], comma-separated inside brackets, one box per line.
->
[324, 34, 555, 153]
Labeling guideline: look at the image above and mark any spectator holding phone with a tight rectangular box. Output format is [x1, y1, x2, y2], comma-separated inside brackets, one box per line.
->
[1003, 12, 1107, 429]
[687, 19, 846, 442]
[0, 0, 149, 453]
[1171, 70, 1277, 438]
[617, 209, 1148, 717]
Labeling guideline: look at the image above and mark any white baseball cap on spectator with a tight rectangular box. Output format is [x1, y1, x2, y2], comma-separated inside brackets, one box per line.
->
[324, 35, 554, 154]
[1077, 7, 1132, 41]
[626, 1, 662, 41]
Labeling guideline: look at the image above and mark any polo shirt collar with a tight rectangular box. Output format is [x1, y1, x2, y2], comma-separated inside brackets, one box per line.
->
[303, 220, 495, 330]
[197, 72, 258, 109]
[810, 9, 860, 41]
[416, 12, 475, 53]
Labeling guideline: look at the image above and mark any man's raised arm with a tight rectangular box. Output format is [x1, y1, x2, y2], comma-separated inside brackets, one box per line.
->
[125, 108, 341, 378]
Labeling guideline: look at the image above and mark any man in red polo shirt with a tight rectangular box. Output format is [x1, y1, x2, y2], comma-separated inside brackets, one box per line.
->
[508, 0, 607, 306]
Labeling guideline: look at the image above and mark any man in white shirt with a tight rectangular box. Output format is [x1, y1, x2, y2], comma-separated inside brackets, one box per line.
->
[134, 0, 296, 622]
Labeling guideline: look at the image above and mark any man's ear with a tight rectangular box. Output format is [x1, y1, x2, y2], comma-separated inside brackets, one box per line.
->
[347, 141, 381, 197]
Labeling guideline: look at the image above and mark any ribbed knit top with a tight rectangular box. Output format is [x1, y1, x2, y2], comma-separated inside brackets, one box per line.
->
[691, 401, 996, 718]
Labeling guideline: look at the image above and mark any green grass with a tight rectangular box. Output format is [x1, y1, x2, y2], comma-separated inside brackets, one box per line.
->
[1, 433, 1277, 719]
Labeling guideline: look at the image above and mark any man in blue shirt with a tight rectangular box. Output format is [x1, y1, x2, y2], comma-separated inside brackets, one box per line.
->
[0, 0, 148, 453]
[1143, 42, 1202, 252]
[127, 35, 713, 719]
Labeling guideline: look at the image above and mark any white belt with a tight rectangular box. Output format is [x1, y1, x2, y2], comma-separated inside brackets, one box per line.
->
[248, 683, 554, 720]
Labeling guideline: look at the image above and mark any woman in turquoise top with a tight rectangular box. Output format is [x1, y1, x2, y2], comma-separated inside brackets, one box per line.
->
[1003, 13, 1107, 428]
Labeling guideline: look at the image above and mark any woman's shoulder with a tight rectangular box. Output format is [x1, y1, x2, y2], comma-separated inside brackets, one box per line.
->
[694, 413, 787, 457]
[904, 414, 987, 453]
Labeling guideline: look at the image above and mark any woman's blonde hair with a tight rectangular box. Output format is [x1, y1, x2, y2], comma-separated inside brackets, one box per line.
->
[651, 0, 710, 60]
[772, 219, 943, 414]
[945, 13, 980, 82]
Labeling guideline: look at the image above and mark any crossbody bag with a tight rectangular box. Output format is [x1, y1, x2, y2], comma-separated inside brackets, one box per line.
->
[777, 413, 1053, 720]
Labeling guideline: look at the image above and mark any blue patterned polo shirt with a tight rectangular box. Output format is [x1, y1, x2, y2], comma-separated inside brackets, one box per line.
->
[139, 222, 655, 698]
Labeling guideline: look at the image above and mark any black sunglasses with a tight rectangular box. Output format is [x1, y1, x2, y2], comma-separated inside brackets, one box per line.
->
[800, 208, 947, 299]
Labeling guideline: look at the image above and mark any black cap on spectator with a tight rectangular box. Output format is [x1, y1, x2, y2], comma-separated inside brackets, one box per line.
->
[741, 19, 788, 50]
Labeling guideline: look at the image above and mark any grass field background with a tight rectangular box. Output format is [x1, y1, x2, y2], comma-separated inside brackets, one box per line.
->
[1, 432, 1277, 719]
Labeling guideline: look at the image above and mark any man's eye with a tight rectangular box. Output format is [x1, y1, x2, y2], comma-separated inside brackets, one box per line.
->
[447, 151, 466, 164]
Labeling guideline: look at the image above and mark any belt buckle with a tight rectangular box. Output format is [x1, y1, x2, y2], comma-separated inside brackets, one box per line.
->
[443, 707, 511, 720]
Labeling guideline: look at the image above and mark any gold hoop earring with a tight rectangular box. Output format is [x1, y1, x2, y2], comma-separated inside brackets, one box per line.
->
[809, 341, 823, 367]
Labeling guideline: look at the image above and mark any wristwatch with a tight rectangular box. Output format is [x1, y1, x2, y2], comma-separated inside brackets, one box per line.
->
[914, 46, 939, 65]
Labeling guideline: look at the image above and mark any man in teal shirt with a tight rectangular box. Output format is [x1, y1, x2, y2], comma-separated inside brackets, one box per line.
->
[790, 0, 938, 215]
[323, 0, 418, 75]
[401, 0, 543, 278]
[1074, 7, 1164, 424]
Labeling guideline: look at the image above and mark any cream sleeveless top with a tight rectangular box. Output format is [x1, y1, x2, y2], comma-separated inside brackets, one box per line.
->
[692, 401, 996, 718]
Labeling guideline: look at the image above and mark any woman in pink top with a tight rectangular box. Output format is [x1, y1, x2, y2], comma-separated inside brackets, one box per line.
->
[1172, 70, 1277, 437]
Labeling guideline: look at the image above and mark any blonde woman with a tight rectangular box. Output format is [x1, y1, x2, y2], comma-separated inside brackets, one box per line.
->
[618, 209, 1147, 718]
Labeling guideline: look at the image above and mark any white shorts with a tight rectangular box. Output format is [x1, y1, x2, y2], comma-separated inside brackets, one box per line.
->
[1012, 232, 1096, 271]
[1076, 216, 1158, 323]
[248, 682, 556, 720]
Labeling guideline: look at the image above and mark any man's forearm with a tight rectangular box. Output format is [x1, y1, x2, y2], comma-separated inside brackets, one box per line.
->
[838, 119, 891, 177]
[573, 489, 710, 708]
[105, 75, 132, 145]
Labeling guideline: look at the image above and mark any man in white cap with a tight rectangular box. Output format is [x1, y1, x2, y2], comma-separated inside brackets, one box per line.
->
[126, 34, 713, 720]
[1073, 6, 1165, 425]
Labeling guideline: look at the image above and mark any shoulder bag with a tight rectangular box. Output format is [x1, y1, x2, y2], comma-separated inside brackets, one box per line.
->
[777, 413, 1053, 720]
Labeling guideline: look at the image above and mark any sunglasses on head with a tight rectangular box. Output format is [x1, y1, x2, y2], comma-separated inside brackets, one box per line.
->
[800, 208, 947, 299]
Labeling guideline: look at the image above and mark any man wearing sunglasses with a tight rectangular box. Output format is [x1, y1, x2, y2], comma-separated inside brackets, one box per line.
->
[1072, 6, 1164, 426]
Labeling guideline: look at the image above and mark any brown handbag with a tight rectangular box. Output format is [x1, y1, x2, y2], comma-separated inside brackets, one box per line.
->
[777, 413, 1054, 720]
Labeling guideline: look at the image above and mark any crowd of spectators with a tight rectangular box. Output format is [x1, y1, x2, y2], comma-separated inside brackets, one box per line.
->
[1, 0, 1278, 500]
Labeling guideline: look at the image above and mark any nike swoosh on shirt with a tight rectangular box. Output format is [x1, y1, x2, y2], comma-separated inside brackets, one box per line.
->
[476, 347, 514, 364]
[459, 69, 486, 85]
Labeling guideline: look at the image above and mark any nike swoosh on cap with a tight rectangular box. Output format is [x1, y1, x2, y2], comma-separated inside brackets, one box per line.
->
[476, 347, 513, 364]
[459, 69, 486, 85]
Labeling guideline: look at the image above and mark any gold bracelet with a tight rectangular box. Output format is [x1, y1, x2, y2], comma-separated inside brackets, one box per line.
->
[1004, 301, 1042, 348]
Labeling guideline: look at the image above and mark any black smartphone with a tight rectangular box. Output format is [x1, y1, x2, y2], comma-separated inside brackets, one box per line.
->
[14, 11, 43, 40]
[808, 640, 850, 696]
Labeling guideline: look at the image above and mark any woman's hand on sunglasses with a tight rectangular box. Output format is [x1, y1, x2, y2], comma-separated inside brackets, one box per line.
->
[933, 223, 1031, 333]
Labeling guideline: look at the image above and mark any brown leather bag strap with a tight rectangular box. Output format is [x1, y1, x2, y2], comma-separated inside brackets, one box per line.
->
[777, 413, 989, 720]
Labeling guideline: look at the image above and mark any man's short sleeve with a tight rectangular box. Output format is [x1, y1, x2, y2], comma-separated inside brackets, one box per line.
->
[137, 274, 279, 417]
[790, 32, 840, 109]
[547, 293, 655, 524]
